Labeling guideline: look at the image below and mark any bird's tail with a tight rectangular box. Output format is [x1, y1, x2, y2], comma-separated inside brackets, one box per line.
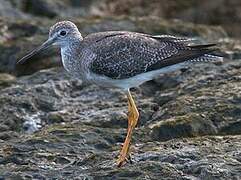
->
[187, 44, 223, 63]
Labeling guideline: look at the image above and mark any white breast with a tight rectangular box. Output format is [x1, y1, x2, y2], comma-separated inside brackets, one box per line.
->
[61, 47, 72, 72]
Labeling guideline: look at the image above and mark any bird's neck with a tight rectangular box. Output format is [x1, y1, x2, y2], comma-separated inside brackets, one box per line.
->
[63, 34, 83, 48]
[60, 36, 83, 76]
[60, 35, 83, 57]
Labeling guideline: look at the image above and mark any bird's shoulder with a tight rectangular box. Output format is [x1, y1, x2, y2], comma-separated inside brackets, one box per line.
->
[82, 31, 175, 47]
[82, 31, 130, 45]
[83, 31, 181, 59]
[83, 31, 192, 44]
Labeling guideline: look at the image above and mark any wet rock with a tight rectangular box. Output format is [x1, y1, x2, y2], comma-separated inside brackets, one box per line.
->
[96, 0, 241, 37]
[0, 45, 240, 179]
[0, 0, 28, 19]
[7, 0, 100, 19]
[0, 131, 18, 140]
[149, 113, 217, 141]
[7, 21, 39, 38]
[0, 73, 16, 88]
[220, 120, 241, 135]
[0, 18, 59, 75]
[21, 0, 61, 18]
[0, 1, 241, 178]
[22, 113, 42, 134]
[152, 72, 184, 91]
[154, 92, 175, 106]
[47, 111, 65, 124]
[98, 111, 128, 128]
[0, 123, 241, 179]
[0, 49, 241, 138]
[148, 60, 241, 140]
[0, 68, 125, 135]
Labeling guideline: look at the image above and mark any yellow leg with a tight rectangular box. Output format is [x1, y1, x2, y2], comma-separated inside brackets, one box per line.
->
[117, 89, 139, 167]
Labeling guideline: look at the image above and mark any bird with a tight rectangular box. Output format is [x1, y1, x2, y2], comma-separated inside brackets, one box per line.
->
[17, 21, 222, 167]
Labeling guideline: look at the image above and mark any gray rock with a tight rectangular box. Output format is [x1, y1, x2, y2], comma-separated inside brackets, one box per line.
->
[0, 73, 16, 88]
[0, 127, 241, 179]
[0, 0, 28, 19]
[96, 0, 241, 38]
[22, 113, 42, 134]
[0, 2, 241, 178]
[0, 48, 240, 178]
[20, 0, 62, 18]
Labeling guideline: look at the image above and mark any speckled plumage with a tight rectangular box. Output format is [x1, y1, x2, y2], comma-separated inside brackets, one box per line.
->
[49, 21, 79, 37]
[19, 21, 222, 89]
[61, 30, 221, 84]
[84, 32, 216, 79]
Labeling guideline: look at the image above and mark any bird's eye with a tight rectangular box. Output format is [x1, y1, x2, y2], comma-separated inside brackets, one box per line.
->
[59, 30, 67, 36]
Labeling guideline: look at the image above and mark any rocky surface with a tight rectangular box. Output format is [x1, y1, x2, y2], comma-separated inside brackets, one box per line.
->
[0, 56, 241, 178]
[1, 132, 241, 179]
[1, 0, 241, 179]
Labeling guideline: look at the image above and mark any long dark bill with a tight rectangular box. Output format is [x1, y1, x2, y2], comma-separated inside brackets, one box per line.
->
[17, 38, 54, 65]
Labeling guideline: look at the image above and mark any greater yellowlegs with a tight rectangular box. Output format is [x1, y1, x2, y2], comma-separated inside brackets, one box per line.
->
[18, 21, 222, 167]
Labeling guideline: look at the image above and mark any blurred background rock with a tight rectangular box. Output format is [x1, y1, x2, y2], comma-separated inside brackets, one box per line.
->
[97, 0, 241, 37]
[0, 1, 241, 179]
[2, 0, 241, 35]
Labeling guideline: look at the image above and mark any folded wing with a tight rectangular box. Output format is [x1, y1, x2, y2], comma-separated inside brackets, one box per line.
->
[89, 32, 220, 79]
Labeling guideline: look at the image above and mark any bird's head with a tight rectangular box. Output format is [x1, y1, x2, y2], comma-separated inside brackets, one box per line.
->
[17, 21, 82, 64]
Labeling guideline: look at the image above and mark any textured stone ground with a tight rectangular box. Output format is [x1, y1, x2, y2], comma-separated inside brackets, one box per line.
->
[0, 57, 240, 179]
[0, 0, 241, 179]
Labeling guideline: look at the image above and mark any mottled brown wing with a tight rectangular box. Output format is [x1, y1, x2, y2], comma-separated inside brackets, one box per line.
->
[89, 32, 213, 79]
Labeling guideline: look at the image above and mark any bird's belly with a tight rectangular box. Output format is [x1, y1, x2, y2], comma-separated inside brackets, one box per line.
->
[87, 62, 188, 90]
[81, 72, 113, 87]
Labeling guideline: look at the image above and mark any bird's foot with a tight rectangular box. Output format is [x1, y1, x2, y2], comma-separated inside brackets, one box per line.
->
[117, 153, 133, 167]
[116, 140, 131, 167]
